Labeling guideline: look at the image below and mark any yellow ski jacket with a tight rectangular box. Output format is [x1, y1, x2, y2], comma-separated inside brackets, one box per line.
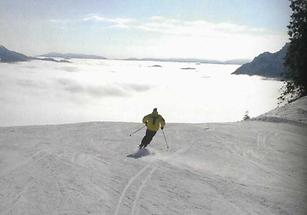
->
[143, 110, 165, 132]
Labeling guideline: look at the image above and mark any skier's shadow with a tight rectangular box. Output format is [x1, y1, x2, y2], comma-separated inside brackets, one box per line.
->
[127, 148, 150, 159]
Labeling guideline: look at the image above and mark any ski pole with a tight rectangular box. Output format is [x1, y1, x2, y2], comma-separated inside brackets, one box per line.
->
[162, 129, 169, 149]
[129, 125, 146, 136]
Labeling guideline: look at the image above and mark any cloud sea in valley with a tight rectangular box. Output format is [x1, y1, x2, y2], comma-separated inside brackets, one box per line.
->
[0, 59, 282, 126]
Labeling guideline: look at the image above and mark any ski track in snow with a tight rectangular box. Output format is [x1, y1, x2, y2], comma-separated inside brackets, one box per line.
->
[1, 177, 34, 215]
[0, 150, 47, 179]
[131, 167, 157, 215]
[113, 163, 152, 215]
[114, 145, 193, 215]
[0, 151, 51, 215]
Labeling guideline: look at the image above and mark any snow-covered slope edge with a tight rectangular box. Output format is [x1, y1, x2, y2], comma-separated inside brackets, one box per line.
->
[0, 99, 306, 215]
[254, 96, 307, 125]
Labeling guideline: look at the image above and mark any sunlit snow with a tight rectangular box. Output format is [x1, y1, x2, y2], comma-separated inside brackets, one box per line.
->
[0, 97, 306, 214]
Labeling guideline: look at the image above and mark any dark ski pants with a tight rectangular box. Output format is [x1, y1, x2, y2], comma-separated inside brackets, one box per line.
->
[140, 129, 157, 148]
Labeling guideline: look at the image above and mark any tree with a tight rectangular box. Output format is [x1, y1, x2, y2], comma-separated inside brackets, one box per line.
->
[243, 111, 250, 121]
[279, 0, 307, 103]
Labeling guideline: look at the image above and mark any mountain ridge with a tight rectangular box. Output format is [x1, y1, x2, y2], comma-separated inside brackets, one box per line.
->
[0, 45, 30, 62]
[40, 52, 107, 60]
[232, 43, 289, 78]
[1, 45, 250, 64]
[123, 57, 250, 65]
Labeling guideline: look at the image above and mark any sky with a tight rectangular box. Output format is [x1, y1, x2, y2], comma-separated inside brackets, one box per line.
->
[0, 0, 291, 60]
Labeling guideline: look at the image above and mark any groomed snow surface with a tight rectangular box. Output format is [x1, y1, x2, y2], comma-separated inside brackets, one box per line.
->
[0, 97, 307, 215]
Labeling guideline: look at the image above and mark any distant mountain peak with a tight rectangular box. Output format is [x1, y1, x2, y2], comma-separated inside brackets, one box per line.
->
[232, 43, 289, 78]
[40, 52, 107, 60]
[0, 45, 7, 50]
[123, 57, 250, 65]
[0, 46, 72, 63]
[0, 45, 29, 63]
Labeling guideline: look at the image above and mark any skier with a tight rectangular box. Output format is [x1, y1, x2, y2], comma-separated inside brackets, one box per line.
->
[139, 108, 165, 149]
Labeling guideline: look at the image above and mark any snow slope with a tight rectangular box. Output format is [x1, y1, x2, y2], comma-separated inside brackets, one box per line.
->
[255, 96, 307, 125]
[0, 98, 307, 215]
